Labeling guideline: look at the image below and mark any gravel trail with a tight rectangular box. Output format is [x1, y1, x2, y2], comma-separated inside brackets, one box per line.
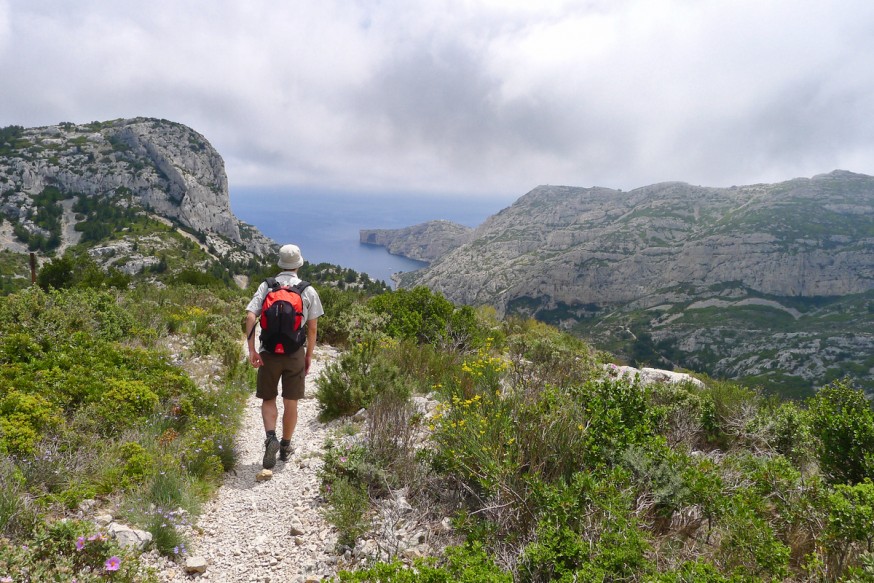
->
[148, 344, 342, 583]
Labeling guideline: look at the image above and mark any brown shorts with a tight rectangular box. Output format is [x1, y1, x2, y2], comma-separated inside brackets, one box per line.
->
[256, 349, 306, 400]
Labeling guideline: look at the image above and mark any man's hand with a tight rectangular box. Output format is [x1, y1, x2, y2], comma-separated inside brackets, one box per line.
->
[245, 311, 261, 367]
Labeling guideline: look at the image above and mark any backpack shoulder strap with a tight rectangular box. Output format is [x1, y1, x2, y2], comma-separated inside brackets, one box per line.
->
[265, 277, 279, 290]
[293, 280, 311, 294]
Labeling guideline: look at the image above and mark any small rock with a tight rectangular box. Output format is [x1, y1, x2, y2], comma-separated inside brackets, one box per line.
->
[94, 513, 114, 526]
[289, 520, 305, 536]
[78, 499, 97, 513]
[256, 469, 273, 482]
[184, 555, 208, 574]
[109, 523, 153, 550]
[396, 497, 413, 513]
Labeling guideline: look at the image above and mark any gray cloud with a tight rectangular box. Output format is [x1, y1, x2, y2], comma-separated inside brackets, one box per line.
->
[1, 0, 873, 196]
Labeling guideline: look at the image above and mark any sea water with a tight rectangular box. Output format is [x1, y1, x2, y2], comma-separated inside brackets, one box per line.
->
[230, 187, 512, 286]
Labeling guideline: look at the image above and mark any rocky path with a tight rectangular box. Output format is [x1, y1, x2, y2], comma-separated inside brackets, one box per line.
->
[146, 344, 343, 583]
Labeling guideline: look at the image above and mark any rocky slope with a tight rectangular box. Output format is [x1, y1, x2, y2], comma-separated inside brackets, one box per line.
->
[360, 220, 473, 262]
[0, 118, 273, 258]
[396, 171, 874, 307]
[389, 171, 874, 394]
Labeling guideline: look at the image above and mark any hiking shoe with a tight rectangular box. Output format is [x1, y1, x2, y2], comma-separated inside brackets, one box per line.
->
[279, 443, 293, 462]
[263, 435, 280, 469]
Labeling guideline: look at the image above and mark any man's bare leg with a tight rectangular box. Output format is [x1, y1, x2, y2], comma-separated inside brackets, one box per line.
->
[261, 398, 278, 433]
[282, 398, 298, 441]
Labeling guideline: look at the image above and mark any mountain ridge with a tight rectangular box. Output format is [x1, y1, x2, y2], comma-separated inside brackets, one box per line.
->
[0, 117, 274, 260]
[376, 170, 874, 394]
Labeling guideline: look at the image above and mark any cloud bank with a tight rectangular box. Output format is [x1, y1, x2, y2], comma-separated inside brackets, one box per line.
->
[1, 0, 873, 196]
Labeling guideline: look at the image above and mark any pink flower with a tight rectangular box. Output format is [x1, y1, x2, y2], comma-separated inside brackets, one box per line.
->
[75, 536, 85, 551]
[104, 556, 121, 571]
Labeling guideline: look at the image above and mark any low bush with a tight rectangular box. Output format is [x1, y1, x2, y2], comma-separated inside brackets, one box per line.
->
[808, 380, 874, 485]
[369, 286, 485, 350]
[324, 476, 371, 549]
[316, 339, 411, 421]
[336, 541, 512, 582]
[0, 519, 156, 582]
[0, 280, 251, 566]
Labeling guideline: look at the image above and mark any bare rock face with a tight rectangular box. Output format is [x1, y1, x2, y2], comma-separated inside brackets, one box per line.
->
[0, 118, 273, 256]
[360, 220, 473, 263]
[399, 172, 874, 313]
[391, 171, 874, 393]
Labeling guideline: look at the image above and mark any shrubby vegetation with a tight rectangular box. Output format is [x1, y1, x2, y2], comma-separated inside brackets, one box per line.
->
[2, 212, 873, 581]
[0, 278, 252, 580]
[314, 286, 874, 582]
[0, 232, 398, 580]
[0, 125, 24, 157]
[9, 186, 70, 251]
[73, 189, 152, 243]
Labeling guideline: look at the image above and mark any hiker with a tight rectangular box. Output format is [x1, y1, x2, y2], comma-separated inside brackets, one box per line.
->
[245, 244, 324, 469]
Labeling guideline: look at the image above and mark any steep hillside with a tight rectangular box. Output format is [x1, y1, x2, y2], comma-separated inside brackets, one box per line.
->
[0, 118, 273, 260]
[360, 220, 473, 262]
[391, 171, 874, 394]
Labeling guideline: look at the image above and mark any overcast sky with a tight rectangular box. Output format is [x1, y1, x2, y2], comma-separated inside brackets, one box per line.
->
[2, 0, 873, 198]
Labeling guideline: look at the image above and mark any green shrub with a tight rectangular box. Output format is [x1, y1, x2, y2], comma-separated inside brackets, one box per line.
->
[713, 490, 791, 580]
[369, 286, 485, 349]
[320, 440, 386, 497]
[648, 381, 713, 448]
[703, 379, 760, 448]
[521, 470, 652, 582]
[118, 441, 156, 490]
[316, 339, 409, 420]
[504, 317, 597, 390]
[37, 250, 131, 291]
[826, 479, 874, 573]
[317, 288, 388, 347]
[621, 440, 692, 519]
[0, 457, 36, 538]
[366, 385, 421, 488]
[336, 542, 512, 582]
[0, 390, 62, 455]
[323, 477, 370, 549]
[756, 400, 814, 465]
[808, 380, 874, 485]
[96, 379, 160, 433]
[0, 519, 155, 581]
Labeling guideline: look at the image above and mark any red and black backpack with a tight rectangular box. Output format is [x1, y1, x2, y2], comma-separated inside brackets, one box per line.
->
[251, 277, 311, 354]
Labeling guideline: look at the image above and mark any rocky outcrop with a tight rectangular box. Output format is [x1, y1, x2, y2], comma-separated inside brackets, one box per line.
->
[360, 220, 473, 263]
[394, 171, 874, 393]
[399, 171, 874, 312]
[0, 118, 273, 257]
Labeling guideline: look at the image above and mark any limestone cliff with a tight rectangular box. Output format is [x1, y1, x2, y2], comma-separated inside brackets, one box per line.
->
[0, 118, 272, 257]
[393, 171, 874, 394]
[399, 171, 874, 311]
[360, 220, 473, 263]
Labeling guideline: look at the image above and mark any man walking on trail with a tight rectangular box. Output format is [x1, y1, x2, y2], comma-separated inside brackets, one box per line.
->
[245, 244, 324, 469]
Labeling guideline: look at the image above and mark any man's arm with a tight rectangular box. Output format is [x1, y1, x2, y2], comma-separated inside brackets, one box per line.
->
[305, 318, 318, 374]
[245, 311, 262, 368]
